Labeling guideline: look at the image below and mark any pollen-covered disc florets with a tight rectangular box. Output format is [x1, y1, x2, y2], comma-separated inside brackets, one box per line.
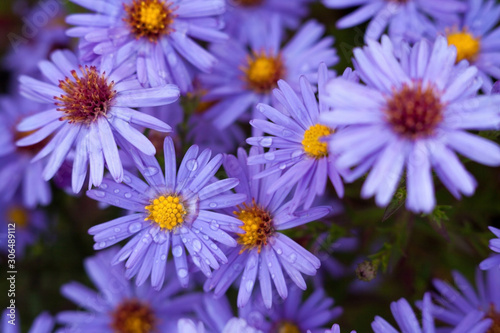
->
[385, 81, 444, 139]
[235, 199, 274, 253]
[302, 124, 333, 158]
[111, 299, 156, 333]
[447, 29, 481, 63]
[487, 304, 500, 333]
[273, 321, 301, 333]
[145, 194, 187, 230]
[7, 206, 28, 228]
[55, 66, 116, 124]
[243, 51, 285, 93]
[124, 0, 175, 42]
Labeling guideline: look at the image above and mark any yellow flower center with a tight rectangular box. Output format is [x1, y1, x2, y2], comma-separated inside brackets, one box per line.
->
[7, 206, 28, 228]
[145, 195, 187, 230]
[302, 124, 333, 158]
[124, 0, 175, 42]
[274, 321, 301, 333]
[243, 51, 285, 93]
[447, 29, 481, 63]
[111, 299, 155, 333]
[235, 200, 274, 253]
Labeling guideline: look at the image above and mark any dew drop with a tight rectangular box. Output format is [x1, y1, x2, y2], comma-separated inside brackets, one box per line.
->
[181, 237, 187, 244]
[98, 241, 106, 249]
[279, 163, 287, 170]
[177, 268, 188, 278]
[160, 254, 167, 261]
[186, 159, 198, 171]
[128, 222, 142, 233]
[123, 175, 132, 183]
[172, 245, 183, 257]
[114, 189, 120, 194]
[209, 221, 219, 231]
[259, 137, 272, 147]
[264, 152, 275, 161]
[124, 193, 132, 199]
[210, 243, 218, 250]
[282, 129, 292, 137]
[142, 237, 149, 243]
[100, 183, 108, 189]
[180, 227, 189, 234]
[114, 227, 121, 233]
[143, 166, 159, 176]
[292, 150, 303, 158]
[93, 190, 106, 198]
[275, 248, 283, 255]
[246, 280, 254, 292]
[209, 202, 217, 208]
[193, 239, 202, 252]
[289, 253, 297, 263]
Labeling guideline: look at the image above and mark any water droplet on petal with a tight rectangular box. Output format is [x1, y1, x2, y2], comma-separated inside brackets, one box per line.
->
[98, 241, 106, 249]
[160, 254, 167, 261]
[210, 221, 219, 231]
[193, 239, 202, 252]
[279, 163, 287, 170]
[128, 222, 142, 233]
[181, 237, 187, 244]
[172, 245, 183, 257]
[114, 227, 121, 233]
[275, 248, 283, 255]
[282, 129, 292, 137]
[100, 183, 108, 189]
[260, 137, 272, 147]
[264, 152, 275, 161]
[177, 268, 188, 278]
[292, 150, 303, 158]
[144, 166, 159, 176]
[123, 175, 132, 183]
[186, 159, 198, 171]
[124, 192, 132, 199]
[180, 227, 188, 234]
[93, 190, 106, 198]
[209, 202, 217, 208]
[114, 189, 120, 194]
[246, 280, 254, 292]
[289, 253, 297, 263]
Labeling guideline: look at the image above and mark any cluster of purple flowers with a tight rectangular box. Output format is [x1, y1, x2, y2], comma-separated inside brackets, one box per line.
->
[1, 0, 500, 332]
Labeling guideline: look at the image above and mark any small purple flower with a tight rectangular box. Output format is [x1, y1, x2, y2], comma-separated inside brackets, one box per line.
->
[18, 50, 178, 193]
[246, 64, 356, 209]
[204, 147, 331, 308]
[323, 0, 466, 43]
[87, 137, 246, 288]
[321, 324, 357, 333]
[224, 0, 312, 42]
[177, 317, 261, 333]
[2, 309, 54, 333]
[66, 0, 227, 93]
[431, 267, 500, 332]
[0, 97, 51, 207]
[200, 19, 338, 130]
[480, 227, 500, 270]
[320, 36, 500, 213]
[57, 247, 199, 332]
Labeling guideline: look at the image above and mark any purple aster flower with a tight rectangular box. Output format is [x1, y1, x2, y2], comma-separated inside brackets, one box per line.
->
[372, 292, 491, 333]
[66, 0, 227, 93]
[87, 137, 246, 288]
[2, 309, 54, 333]
[431, 267, 500, 332]
[246, 286, 342, 333]
[480, 227, 500, 270]
[0, 199, 48, 258]
[320, 36, 500, 213]
[224, 0, 311, 42]
[204, 147, 331, 308]
[200, 19, 338, 130]
[323, 0, 466, 43]
[0, 96, 51, 207]
[246, 64, 357, 209]
[321, 324, 357, 333]
[422, 0, 500, 92]
[18, 49, 178, 193]
[177, 317, 261, 333]
[57, 247, 199, 333]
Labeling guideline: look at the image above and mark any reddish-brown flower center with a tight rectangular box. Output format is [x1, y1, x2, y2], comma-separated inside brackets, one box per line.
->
[231, 0, 265, 7]
[384, 81, 444, 139]
[55, 66, 116, 124]
[14, 126, 51, 156]
[235, 199, 274, 253]
[111, 299, 156, 333]
[124, 0, 175, 42]
[487, 304, 500, 333]
[242, 51, 285, 94]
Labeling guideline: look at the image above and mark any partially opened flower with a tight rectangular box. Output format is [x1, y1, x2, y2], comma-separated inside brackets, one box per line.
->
[323, 0, 466, 43]
[321, 36, 500, 213]
[200, 19, 337, 130]
[18, 50, 178, 193]
[480, 226, 500, 270]
[204, 147, 331, 308]
[87, 137, 246, 288]
[246, 64, 355, 209]
[66, 0, 226, 92]
[224, 0, 311, 42]
[57, 247, 199, 332]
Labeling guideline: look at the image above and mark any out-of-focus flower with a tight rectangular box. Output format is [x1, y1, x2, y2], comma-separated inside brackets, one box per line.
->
[87, 137, 246, 288]
[177, 317, 261, 333]
[0, 97, 51, 207]
[1, 309, 54, 333]
[324, 0, 466, 43]
[205, 147, 331, 308]
[18, 50, 178, 193]
[431, 267, 499, 332]
[246, 64, 357, 209]
[57, 247, 200, 332]
[66, 0, 227, 92]
[0, 199, 48, 258]
[320, 324, 357, 333]
[200, 19, 337, 130]
[321, 36, 500, 213]
[224, 0, 311, 42]
[480, 226, 500, 270]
